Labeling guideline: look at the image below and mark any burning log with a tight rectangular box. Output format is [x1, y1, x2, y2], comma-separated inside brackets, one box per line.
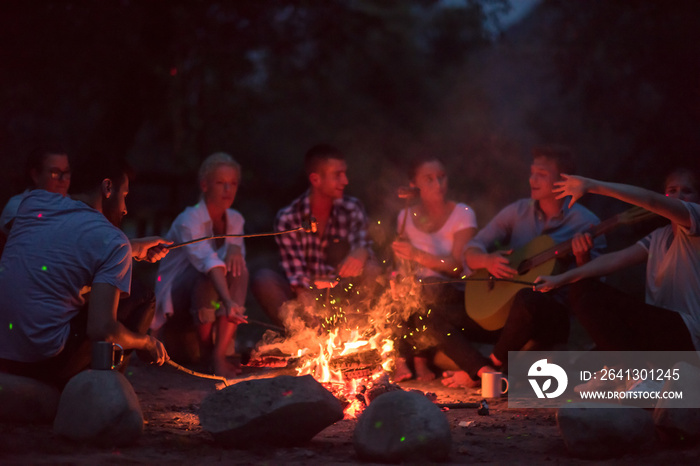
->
[329, 349, 382, 372]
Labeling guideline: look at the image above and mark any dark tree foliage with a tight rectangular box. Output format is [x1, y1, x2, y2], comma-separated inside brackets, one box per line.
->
[543, 0, 700, 185]
[0, 1, 505, 228]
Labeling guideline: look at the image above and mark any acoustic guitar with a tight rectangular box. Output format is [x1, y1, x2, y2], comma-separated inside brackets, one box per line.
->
[464, 206, 656, 330]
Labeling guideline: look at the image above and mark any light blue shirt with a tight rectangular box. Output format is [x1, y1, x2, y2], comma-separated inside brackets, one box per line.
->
[468, 198, 606, 269]
[0, 190, 132, 362]
[0, 190, 30, 235]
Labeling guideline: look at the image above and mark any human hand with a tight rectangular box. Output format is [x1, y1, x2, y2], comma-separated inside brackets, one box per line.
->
[337, 248, 367, 278]
[485, 250, 516, 278]
[223, 299, 247, 324]
[131, 237, 172, 263]
[225, 245, 246, 277]
[391, 240, 416, 261]
[314, 276, 339, 289]
[533, 275, 567, 293]
[571, 232, 594, 264]
[144, 335, 169, 365]
[553, 174, 591, 208]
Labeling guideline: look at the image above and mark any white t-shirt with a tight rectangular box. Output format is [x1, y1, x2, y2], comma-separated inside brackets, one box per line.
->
[0, 190, 132, 362]
[638, 201, 700, 350]
[397, 202, 477, 279]
[153, 200, 245, 330]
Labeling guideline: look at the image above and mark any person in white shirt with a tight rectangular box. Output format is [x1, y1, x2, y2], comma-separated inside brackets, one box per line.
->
[154, 153, 248, 378]
[391, 156, 478, 381]
[535, 168, 700, 352]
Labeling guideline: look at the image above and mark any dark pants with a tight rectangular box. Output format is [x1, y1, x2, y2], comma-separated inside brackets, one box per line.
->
[422, 284, 570, 378]
[491, 288, 570, 366]
[568, 279, 695, 352]
[0, 281, 155, 388]
[419, 282, 498, 379]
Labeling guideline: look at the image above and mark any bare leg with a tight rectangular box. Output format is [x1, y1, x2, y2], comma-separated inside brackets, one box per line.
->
[212, 316, 240, 378]
[414, 356, 436, 381]
[393, 357, 413, 382]
[442, 365, 496, 388]
[196, 321, 214, 365]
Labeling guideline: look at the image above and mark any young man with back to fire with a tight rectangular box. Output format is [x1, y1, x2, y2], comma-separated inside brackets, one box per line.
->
[535, 168, 700, 353]
[0, 156, 171, 388]
[435, 144, 606, 388]
[251, 143, 380, 329]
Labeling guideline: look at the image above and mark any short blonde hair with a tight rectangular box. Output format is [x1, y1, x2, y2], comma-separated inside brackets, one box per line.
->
[198, 152, 241, 187]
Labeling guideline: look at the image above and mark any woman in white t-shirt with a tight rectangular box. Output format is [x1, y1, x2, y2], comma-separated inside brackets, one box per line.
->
[391, 157, 478, 381]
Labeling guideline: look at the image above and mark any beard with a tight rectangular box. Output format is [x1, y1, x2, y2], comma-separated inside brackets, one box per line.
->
[102, 196, 124, 228]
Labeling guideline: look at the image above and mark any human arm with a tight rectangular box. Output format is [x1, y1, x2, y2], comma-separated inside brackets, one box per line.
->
[87, 283, 168, 364]
[275, 209, 311, 288]
[464, 247, 516, 278]
[224, 244, 246, 277]
[337, 246, 369, 278]
[207, 266, 248, 324]
[392, 227, 477, 277]
[534, 243, 647, 292]
[463, 204, 518, 278]
[130, 237, 172, 263]
[555, 174, 692, 228]
[334, 199, 373, 278]
[571, 232, 595, 266]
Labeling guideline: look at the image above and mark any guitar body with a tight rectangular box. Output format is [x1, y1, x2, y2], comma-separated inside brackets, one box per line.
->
[465, 235, 559, 331]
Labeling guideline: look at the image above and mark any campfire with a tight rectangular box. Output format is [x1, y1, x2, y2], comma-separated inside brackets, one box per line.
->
[249, 273, 428, 418]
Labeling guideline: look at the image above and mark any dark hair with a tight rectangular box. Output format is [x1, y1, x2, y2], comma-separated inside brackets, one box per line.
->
[664, 168, 699, 192]
[70, 154, 133, 194]
[304, 144, 344, 177]
[26, 144, 68, 184]
[531, 144, 576, 175]
[407, 156, 445, 181]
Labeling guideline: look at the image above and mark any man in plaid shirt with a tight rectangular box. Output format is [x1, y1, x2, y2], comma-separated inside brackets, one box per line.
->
[252, 144, 378, 327]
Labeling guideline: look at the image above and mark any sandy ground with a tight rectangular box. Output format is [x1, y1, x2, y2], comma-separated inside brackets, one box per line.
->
[2, 358, 700, 465]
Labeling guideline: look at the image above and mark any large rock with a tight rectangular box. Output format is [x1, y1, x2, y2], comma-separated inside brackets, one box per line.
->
[653, 361, 700, 443]
[53, 370, 144, 446]
[557, 403, 655, 459]
[0, 373, 60, 423]
[353, 390, 451, 463]
[199, 374, 344, 447]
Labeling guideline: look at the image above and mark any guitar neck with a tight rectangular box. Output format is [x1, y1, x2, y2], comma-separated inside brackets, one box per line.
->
[519, 208, 648, 273]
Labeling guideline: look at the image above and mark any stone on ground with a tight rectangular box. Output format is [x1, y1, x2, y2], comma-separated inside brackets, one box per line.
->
[0, 373, 60, 423]
[353, 390, 451, 463]
[199, 374, 344, 447]
[653, 361, 700, 443]
[557, 402, 655, 458]
[53, 369, 144, 446]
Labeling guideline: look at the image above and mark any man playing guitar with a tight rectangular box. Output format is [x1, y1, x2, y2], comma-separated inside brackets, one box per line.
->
[441, 145, 605, 388]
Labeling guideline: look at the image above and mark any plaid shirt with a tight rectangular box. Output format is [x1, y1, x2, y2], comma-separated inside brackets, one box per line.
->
[275, 190, 372, 287]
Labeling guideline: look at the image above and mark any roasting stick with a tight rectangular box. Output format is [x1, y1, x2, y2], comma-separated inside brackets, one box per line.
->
[166, 218, 318, 250]
[166, 359, 231, 387]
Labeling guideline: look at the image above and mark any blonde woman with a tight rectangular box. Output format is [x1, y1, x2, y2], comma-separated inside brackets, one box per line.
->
[154, 153, 248, 378]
